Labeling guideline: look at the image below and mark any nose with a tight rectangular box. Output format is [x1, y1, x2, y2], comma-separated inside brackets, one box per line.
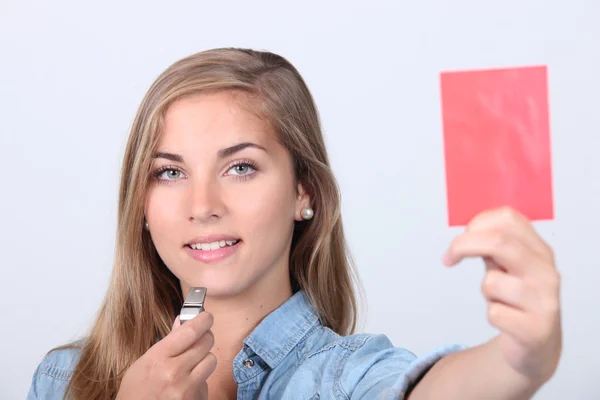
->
[187, 175, 225, 223]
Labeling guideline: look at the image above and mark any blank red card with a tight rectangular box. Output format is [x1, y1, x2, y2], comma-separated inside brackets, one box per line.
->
[440, 65, 554, 227]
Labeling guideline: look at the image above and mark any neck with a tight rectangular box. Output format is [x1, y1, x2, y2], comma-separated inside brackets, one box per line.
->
[201, 280, 293, 399]
[179, 271, 293, 390]
[206, 283, 293, 358]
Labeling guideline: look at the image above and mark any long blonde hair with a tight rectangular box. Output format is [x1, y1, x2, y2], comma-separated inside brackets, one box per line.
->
[59, 48, 361, 399]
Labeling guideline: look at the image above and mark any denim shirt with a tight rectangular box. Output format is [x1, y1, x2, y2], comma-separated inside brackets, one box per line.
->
[27, 291, 464, 399]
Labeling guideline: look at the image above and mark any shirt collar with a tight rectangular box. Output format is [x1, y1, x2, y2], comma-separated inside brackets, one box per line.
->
[243, 290, 320, 369]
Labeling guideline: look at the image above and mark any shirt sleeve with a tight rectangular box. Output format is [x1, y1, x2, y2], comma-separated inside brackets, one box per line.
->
[26, 347, 81, 400]
[341, 334, 466, 400]
[26, 361, 42, 400]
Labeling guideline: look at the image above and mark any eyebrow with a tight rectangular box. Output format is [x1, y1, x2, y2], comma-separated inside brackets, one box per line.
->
[218, 142, 267, 158]
[153, 152, 184, 162]
[153, 142, 267, 163]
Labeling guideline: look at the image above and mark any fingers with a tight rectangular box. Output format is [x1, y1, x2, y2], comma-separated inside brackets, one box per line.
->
[172, 315, 181, 331]
[482, 261, 561, 351]
[446, 207, 562, 382]
[481, 267, 527, 309]
[443, 207, 555, 275]
[486, 302, 530, 344]
[471, 207, 554, 263]
[444, 229, 535, 275]
[190, 352, 218, 382]
[159, 312, 214, 358]
[177, 329, 215, 372]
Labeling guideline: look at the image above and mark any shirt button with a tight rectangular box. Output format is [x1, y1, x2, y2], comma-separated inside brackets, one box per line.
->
[242, 359, 254, 368]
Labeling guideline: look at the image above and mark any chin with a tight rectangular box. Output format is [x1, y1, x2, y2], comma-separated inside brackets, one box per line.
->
[182, 267, 260, 299]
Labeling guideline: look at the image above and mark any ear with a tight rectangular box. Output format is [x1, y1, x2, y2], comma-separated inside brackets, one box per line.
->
[294, 182, 311, 221]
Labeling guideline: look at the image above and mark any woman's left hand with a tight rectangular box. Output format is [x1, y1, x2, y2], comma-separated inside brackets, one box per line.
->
[443, 206, 562, 385]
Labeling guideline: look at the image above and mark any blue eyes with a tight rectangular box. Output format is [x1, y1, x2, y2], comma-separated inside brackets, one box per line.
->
[157, 169, 183, 180]
[228, 163, 255, 176]
[153, 162, 257, 184]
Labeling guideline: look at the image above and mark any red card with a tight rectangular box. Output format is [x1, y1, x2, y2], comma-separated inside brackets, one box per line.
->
[440, 65, 554, 227]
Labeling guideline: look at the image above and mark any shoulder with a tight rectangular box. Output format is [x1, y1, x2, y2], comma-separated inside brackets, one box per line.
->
[38, 345, 83, 378]
[27, 342, 84, 400]
[295, 329, 466, 399]
[303, 327, 417, 361]
[302, 329, 420, 371]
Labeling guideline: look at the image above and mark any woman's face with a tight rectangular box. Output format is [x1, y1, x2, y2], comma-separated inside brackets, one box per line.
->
[145, 92, 309, 299]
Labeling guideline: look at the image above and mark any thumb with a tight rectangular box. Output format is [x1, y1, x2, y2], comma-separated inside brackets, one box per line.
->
[171, 315, 181, 332]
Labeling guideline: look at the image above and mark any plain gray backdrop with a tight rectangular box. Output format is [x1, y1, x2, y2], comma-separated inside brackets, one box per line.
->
[1, 1, 599, 398]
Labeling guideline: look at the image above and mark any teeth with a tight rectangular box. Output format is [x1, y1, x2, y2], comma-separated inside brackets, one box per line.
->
[190, 240, 238, 250]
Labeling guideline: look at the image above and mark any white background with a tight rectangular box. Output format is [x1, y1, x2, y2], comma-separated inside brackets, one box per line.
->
[1, 1, 599, 398]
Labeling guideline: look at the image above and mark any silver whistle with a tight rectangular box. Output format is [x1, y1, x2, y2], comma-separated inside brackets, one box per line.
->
[180, 287, 207, 324]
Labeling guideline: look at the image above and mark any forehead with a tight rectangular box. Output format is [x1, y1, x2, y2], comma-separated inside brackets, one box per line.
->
[159, 91, 273, 149]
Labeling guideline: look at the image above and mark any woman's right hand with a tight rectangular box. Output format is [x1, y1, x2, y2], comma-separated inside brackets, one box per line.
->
[116, 312, 217, 400]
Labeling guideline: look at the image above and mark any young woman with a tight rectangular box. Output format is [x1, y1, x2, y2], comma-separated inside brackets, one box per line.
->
[27, 48, 562, 400]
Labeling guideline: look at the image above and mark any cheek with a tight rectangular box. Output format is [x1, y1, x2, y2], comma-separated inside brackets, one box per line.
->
[235, 177, 296, 235]
[145, 186, 185, 240]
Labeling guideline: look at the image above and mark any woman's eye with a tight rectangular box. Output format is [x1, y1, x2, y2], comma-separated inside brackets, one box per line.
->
[159, 169, 183, 180]
[228, 163, 255, 176]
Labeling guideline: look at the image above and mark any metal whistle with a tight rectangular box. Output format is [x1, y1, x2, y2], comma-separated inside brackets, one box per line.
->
[180, 287, 207, 324]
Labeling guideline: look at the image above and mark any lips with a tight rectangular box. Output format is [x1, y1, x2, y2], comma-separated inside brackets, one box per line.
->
[187, 239, 241, 251]
[184, 236, 242, 263]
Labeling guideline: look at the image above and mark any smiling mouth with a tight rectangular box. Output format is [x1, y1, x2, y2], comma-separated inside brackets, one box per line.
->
[186, 239, 241, 251]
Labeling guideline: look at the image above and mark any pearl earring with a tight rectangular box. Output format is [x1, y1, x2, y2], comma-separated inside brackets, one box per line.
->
[144, 220, 149, 230]
[301, 207, 314, 220]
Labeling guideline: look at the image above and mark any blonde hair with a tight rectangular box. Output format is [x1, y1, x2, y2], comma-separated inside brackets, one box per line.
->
[58, 48, 361, 399]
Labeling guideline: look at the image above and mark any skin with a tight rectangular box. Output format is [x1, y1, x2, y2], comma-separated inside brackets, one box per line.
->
[408, 207, 562, 399]
[140, 91, 309, 399]
[119, 92, 562, 399]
